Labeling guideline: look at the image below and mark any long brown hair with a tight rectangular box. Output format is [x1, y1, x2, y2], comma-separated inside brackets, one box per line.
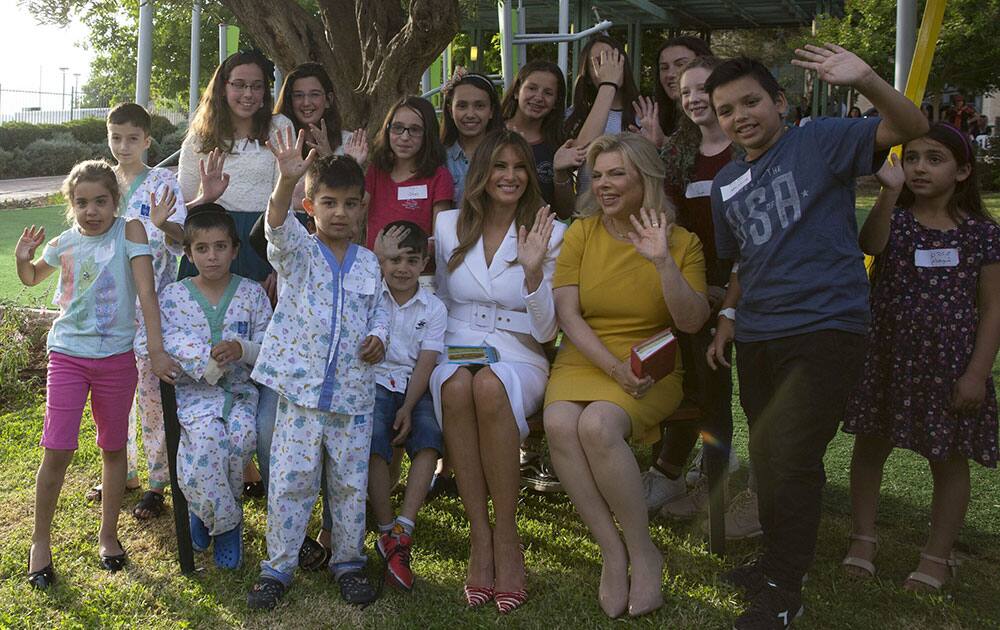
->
[653, 36, 712, 138]
[274, 62, 344, 157]
[448, 129, 544, 271]
[370, 96, 446, 179]
[189, 50, 275, 153]
[499, 61, 567, 148]
[563, 34, 638, 139]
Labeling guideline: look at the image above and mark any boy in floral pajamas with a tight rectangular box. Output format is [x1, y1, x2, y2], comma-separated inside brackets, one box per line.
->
[140, 205, 271, 569]
[248, 128, 388, 609]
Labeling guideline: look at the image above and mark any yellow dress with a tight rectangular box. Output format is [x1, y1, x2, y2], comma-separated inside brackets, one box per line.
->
[543, 214, 707, 444]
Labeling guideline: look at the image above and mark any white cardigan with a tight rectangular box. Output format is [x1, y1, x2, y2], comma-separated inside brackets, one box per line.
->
[177, 114, 293, 213]
[433, 208, 565, 373]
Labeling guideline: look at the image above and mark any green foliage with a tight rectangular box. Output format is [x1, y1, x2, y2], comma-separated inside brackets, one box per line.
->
[25, 0, 237, 109]
[977, 141, 1000, 192]
[149, 114, 177, 140]
[60, 118, 110, 144]
[812, 0, 1000, 96]
[0, 116, 179, 176]
[18, 134, 107, 178]
[0, 304, 42, 407]
[0, 122, 62, 151]
[0, 147, 16, 179]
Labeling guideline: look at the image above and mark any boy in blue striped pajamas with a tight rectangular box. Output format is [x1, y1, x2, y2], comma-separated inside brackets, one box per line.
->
[248, 128, 388, 609]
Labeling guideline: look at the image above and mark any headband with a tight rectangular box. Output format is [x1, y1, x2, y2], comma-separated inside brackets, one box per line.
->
[938, 123, 972, 162]
[444, 72, 496, 97]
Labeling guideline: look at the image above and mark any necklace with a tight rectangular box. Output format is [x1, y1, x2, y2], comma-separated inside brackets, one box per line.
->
[603, 215, 629, 240]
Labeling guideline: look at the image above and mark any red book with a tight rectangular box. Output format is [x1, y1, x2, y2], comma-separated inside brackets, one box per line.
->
[630, 329, 678, 381]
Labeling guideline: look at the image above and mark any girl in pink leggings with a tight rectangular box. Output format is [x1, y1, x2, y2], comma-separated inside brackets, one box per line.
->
[14, 160, 180, 589]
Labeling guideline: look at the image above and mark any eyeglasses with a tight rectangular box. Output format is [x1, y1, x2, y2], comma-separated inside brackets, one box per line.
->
[292, 90, 326, 101]
[388, 123, 424, 137]
[227, 80, 266, 94]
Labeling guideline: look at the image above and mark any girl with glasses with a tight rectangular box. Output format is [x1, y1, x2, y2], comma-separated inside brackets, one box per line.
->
[366, 96, 453, 252]
[177, 50, 293, 284]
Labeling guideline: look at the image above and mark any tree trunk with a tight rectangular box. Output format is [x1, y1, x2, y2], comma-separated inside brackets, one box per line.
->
[218, 0, 459, 129]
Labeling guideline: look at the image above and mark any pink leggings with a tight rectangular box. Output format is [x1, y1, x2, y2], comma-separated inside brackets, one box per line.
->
[42, 350, 138, 451]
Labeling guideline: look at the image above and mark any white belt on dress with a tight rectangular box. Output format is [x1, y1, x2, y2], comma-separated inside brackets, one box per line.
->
[447, 301, 531, 335]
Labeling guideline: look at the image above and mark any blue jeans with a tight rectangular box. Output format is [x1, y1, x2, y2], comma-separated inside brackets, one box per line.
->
[370, 385, 441, 463]
[256, 385, 332, 532]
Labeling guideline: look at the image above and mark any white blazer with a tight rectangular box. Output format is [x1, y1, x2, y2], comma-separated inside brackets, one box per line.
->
[433, 208, 565, 373]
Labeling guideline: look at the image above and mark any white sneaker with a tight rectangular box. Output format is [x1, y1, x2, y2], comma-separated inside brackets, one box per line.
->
[642, 469, 687, 511]
[685, 448, 705, 486]
[723, 488, 762, 540]
[685, 447, 742, 486]
[659, 476, 710, 520]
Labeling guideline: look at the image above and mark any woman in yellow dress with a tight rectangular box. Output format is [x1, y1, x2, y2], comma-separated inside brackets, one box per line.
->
[543, 133, 709, 618]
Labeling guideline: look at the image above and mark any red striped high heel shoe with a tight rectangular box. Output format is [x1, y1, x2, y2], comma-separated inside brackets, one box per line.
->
[495, 589, 527, 614]
[463, 584, 495, 607]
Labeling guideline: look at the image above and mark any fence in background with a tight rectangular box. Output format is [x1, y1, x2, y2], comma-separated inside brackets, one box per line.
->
[0, 86, 187, 126]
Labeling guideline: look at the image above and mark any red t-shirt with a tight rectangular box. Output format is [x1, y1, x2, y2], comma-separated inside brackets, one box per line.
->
[364, 165, 454, 249]
[665, 145, 732, 286]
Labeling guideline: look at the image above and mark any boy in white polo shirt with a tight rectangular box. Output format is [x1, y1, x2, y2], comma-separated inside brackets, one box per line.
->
[370, 220, 447, 591]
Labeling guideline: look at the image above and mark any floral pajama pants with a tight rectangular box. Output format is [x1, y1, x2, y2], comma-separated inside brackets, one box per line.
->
[260, 396, 372, 581]
[177, 405, 256, 536]
[126, 355, 169, 489]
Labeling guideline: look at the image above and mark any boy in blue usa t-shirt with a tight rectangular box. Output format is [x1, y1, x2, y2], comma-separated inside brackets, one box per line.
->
[704, 46, 928, 629]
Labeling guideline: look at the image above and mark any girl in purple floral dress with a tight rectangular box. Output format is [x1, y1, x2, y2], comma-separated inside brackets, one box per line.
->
[841, 123, 1000, 592]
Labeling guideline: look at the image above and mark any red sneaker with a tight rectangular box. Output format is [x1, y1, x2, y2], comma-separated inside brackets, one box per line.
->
[376, 529, 414, 590]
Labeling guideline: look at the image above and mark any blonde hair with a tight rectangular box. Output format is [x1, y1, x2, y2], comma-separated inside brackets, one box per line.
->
[61, 160, 120, 224]
[448, 129, 544, 272]
[575, 133, 675, 222]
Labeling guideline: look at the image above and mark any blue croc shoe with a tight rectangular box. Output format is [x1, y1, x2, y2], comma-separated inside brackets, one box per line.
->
[213, 522, 243, 570]
[190, 512, 211, 553]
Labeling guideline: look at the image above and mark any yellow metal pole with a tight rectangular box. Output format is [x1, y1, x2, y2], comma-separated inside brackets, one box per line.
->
[866, 0, 947, 276]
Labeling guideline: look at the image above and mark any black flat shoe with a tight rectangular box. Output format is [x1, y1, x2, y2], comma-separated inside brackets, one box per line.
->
[99, 540, 128, 572]
[27, 551, 56, 590]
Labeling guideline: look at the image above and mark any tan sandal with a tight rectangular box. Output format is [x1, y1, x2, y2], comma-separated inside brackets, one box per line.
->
[841, 533, 878, 577]
[904, 552, 960, 591]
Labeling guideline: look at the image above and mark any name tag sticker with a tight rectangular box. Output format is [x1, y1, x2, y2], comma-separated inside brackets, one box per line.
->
[914, 248, 959, 268]
[397, 184, 428, 201]
[720, 169, 752, 202]
[685, 180, 713, 199]
[344, 273, 377, 295]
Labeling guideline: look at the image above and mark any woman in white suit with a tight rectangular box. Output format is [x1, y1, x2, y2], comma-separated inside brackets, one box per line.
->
[430, 129, 564, 613]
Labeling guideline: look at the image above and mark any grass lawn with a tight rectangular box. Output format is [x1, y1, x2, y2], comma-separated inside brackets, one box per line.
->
[0, 196, 998, 628]
[0, 206, 66, 307]
[0, 381, 998, 628]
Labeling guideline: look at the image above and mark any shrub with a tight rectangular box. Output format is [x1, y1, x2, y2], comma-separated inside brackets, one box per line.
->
[0, 147, 16, 179]
[63, 118, 109, 144]
[977, 138, 1000, 192]
[155, 127, 186, 166]
[0, 304, 43, 408]
[150, 114, 176, 140]
[0, 122, 60, 151]
[19, 134, 102, 178]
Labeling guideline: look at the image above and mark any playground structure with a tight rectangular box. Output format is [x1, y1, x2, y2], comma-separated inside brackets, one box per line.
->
[135, 1, 865, 117]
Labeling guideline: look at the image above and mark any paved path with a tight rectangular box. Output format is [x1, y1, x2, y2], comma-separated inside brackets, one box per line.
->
[0, 174, 65, 204]
[0, 166, 177, 205]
